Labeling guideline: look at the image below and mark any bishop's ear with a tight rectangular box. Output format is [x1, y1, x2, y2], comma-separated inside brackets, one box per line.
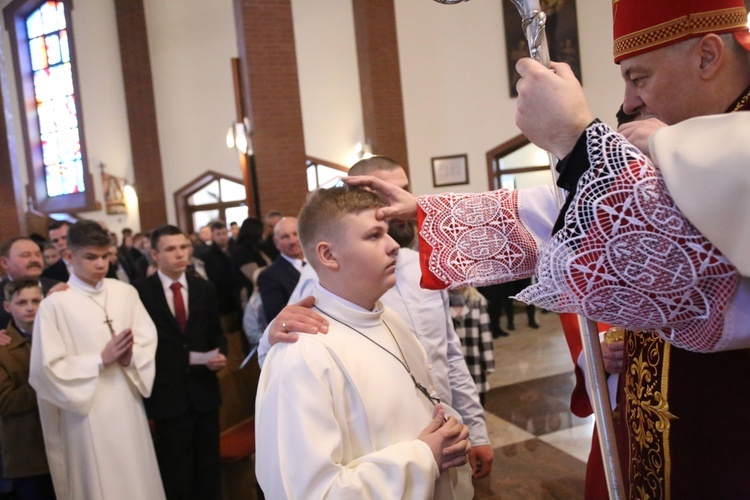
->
[696, 33, 724, 78]
[315, 241, 339, 271]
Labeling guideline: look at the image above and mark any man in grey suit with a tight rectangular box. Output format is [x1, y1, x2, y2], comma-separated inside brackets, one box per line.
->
[257, 217, 305, 323]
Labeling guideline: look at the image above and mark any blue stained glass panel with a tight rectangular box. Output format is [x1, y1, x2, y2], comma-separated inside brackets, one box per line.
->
[29, 37, 47, 71]
[26, 10, 43, 39]
[60, 160, 83, 193]
[56, 3, 66, 30]
[45, 163, 64, 197]
[40, 2, 60, 35]
[37, 101, 55, 135]
[48, 63, 73, 97]
[59, 96, 78, 129]
[56, 128, 81, 162]
[33, 69, 51, 102]
[59, 30, 69, 62]
[26, 1, 83, 198]
[45, 34, 61, 65]
[41, 133, 60, 165]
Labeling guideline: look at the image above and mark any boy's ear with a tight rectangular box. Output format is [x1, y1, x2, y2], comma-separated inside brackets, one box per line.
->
[315, 241, 339, 271]
[3, 301, 9, 314]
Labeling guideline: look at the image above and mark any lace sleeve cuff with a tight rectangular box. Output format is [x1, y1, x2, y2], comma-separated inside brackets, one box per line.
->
[416, 190, 538, 290]
[517, 122, 739, 352]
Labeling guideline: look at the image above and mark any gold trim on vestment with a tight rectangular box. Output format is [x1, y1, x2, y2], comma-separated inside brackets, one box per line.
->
[614, 7, 748, 60]
[730, 86, 750, 112]
[624, 331, 676, 499]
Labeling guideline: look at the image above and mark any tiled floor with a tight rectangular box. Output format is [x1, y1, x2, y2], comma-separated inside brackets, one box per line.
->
[473, 311, 593, 499]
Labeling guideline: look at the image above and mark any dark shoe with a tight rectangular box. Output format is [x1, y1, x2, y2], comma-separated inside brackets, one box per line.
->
[529, 320, 540, 329]
[507, 323, 515, 331]
[493, 329, 509, 338]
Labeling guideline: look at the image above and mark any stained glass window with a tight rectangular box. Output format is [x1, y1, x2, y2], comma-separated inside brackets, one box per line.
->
[25, 1, 84, 197]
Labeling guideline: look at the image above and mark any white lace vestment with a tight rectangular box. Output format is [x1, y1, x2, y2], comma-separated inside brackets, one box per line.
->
[417, 123, 739, 353]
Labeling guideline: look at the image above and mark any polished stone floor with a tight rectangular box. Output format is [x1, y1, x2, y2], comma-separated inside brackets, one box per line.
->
[472, 310, 593, 499]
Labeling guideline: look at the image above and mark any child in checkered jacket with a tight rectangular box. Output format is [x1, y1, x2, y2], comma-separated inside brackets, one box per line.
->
[448, 287, 495, 406]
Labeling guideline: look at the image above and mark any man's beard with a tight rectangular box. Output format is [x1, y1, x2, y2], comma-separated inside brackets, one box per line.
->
[388, 219, 416, 249]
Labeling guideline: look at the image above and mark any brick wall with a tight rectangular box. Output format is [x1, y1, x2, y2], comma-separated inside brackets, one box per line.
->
[353, 0, 409, 173]
[0, 49, 22, 241]
[233, 0, 309, 218]
[114, 0, 168, 232]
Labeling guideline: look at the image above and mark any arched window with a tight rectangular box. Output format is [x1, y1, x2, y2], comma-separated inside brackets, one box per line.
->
[486, 134, 552, 191]
[3, 0, 95, 213]
[306, 156, 348, 191]
[174, 171, 248, 234]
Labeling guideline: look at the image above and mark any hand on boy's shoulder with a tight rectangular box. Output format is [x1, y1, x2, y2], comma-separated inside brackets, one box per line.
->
[0, 330, 11, 346]
[45, 282, 69, 297]
[268, 296, 329, 347]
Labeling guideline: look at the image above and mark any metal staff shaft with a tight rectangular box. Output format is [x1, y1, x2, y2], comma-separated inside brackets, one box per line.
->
[509, 1, 624, 497]
[432, 0, 624, 497]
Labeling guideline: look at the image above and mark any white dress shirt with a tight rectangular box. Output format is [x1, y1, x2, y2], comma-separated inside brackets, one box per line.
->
[157, 270, 189, 318]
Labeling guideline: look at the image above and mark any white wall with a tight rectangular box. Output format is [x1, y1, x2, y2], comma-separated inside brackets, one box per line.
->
[291, 0, 364, 168]
[143, 0, 239, 226]
[394, 0, 624, 196]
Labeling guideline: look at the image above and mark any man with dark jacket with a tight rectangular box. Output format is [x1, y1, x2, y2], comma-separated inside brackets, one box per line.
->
[0, 237, 61, 328]
[200, 220, 242, 324]
[134, 225, 227, 500]
[257, 217, 305, 323]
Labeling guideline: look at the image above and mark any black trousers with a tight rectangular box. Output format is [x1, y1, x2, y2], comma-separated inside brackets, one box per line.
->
[478, 279, 536, 331]
[152, 410, 221, 500]
[13, 473, 55, 500]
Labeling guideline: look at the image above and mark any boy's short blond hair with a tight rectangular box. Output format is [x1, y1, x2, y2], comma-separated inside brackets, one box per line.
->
[298, 186, 386, 268]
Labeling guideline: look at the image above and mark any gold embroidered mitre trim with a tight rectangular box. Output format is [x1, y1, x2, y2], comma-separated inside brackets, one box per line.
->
[614, 7, 748, 61]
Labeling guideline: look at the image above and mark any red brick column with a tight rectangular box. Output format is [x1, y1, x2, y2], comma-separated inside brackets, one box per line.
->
[233, 0, 308, 218]
[114, 0, 168, 232]
[352, 0, 409, 173]
[0, 66, 23, 240]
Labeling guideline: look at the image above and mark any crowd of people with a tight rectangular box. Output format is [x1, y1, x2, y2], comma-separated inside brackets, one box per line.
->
[0, 149, 503, 499]
[0, 0, 748, 498]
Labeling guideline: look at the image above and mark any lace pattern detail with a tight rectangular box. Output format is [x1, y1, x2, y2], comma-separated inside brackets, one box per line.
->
[516, 123, 739, 352]
[417, 190, 538, 288]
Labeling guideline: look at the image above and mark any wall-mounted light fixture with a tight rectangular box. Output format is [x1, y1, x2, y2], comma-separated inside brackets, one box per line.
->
[226, 117, 253, 155]
[354, 141, 373, 160]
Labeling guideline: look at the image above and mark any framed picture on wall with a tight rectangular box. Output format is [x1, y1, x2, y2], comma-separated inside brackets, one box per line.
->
[432, 154, 469, 187]
[502, 0, 583, 97]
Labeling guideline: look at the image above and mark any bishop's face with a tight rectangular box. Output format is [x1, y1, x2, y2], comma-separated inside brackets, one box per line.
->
[620, 39, 706, 125]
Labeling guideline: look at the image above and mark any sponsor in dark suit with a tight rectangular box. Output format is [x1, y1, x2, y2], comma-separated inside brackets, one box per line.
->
[42, 220, 70, 282]
[40, 258, 68, 282]
[0, 236, 61, 327]
[257, 217, 305, 323]
[134, 226, 227, 500]
[200, 226, 242, 318]
[258, 256, 301, 322]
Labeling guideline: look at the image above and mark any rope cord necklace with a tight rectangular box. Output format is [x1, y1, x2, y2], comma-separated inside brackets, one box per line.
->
[313, 305, 440, 407]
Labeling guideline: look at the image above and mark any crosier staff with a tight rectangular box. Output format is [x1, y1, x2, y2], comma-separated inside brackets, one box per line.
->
[431, 0, 624, 497]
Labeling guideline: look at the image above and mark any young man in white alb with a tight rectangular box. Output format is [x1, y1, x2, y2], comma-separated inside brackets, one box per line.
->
[256, 186, 472, 498]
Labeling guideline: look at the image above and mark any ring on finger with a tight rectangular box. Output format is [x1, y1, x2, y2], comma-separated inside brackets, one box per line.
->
[282, 322, 287, 332]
